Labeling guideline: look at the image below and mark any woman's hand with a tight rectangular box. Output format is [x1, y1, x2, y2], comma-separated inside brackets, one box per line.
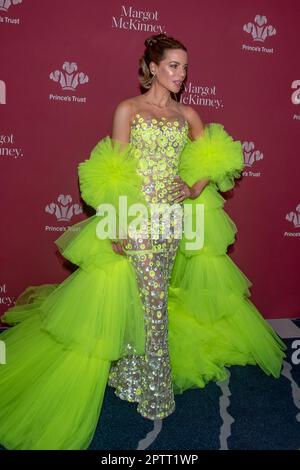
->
[170, 176, 203, 203]
[111, 240, 126, 255]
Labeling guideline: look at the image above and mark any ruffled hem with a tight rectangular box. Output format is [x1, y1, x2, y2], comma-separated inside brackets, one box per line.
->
[0, 315, 110, 449]
[0, 250, 286, 449]
[168, 288, 286, 394]
[3, 261, 145, 361]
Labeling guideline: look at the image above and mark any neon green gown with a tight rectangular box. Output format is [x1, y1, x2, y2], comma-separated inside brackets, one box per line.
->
[0, 112, 286, 449]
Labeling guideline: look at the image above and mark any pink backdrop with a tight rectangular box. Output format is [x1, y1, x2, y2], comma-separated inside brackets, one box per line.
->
[1, 0, 299, 320]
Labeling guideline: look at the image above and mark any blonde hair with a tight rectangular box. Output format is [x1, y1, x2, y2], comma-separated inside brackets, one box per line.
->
[138, 33, 187, 90]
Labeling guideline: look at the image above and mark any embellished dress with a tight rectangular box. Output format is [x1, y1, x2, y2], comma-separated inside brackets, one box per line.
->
[108, 113, 189, 419]
[0, 112, 286, 449]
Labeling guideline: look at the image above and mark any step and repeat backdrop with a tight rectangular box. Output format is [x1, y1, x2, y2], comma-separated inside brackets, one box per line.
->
[1, 0, 299, 320]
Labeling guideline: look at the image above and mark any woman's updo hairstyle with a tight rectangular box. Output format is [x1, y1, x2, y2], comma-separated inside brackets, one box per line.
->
[138, 33, 187, 90]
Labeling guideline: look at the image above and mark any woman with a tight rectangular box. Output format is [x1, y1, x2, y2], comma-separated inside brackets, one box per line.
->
[0, 34, 286, 449]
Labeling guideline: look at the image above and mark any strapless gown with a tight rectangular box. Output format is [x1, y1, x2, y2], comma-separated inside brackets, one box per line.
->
[0, 112, 286, 449]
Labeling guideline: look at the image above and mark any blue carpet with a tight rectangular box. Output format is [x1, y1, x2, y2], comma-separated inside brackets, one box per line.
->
[0, 338, 299, 450]
[89, 337, 300, 450]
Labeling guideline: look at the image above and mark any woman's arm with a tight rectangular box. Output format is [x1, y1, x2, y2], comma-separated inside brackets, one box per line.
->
[110, 100, 133, 255]
[185, 105, 205, 141]
[111, 100, 133, 151]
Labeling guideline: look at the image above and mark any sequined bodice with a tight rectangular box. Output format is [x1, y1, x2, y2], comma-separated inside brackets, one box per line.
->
[130, 113, 189, 204]
[110, 113, 188, 418]
[109, 113, 188, 417]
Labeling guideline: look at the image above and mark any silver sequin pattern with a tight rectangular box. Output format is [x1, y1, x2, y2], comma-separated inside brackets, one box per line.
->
[108, 114, 188, 419]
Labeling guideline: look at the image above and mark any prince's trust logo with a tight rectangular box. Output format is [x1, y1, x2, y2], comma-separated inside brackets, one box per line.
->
[49, 62, 89, 104]
[286, 205, 300, 228]
[0, 0, 22, 12]
[284, 204, 300, 238]
[241, 140, 263, 177]
[0, 0, 22, 25]
[244, 15, 276, 42]
[291, 80, 300, 122]
[242, 15, 276, 54]
[45, 194, 83, 234]
[291, 80, 300, 105]
[45, 194, 83, 222]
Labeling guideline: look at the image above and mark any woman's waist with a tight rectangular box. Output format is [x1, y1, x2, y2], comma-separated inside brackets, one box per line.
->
[141, 176, 180, 204]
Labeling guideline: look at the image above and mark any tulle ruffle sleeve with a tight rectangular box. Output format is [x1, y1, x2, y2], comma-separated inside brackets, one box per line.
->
[52, 137, 147, 268]
[179, 123, 244, 192]
[78, 136, 145, 211]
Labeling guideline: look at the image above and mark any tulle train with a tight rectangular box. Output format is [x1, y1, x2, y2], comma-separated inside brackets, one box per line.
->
[0, 127, 286, 449]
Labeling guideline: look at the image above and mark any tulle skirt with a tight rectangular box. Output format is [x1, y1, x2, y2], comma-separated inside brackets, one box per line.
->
[0, 183, 286, 449]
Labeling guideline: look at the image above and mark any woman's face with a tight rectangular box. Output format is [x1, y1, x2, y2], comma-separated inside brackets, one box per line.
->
[150, 48, 188, 93]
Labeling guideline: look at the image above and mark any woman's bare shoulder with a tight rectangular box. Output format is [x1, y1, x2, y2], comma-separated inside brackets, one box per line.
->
[113, 96, 142, 121]
[111, 98, 139, 144]
[180, 104, 205, 140]
[179, 103, 202, 122]
[113, 98, 133, 117]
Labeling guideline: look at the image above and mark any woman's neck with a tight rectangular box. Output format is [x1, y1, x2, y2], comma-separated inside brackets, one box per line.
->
[141, 89, 172, 109]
